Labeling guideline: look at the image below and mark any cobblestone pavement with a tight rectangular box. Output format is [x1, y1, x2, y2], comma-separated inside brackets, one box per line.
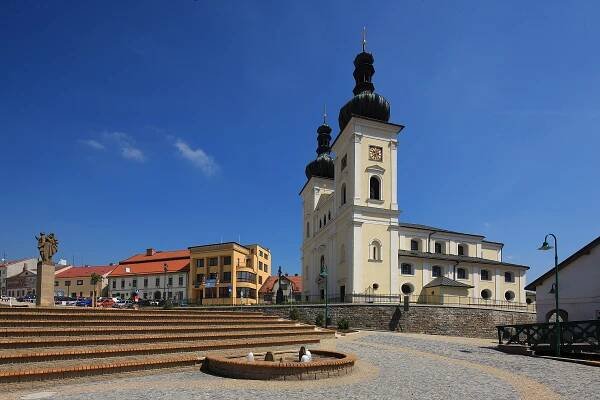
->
[5, 331, 598, 400]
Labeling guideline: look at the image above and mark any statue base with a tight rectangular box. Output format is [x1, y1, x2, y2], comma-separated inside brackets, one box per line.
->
[36, 262, 55, 307]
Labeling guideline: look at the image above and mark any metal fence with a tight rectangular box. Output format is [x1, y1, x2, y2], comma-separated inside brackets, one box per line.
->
[257, 293, 535, 311]
[497, 319, 599, 352]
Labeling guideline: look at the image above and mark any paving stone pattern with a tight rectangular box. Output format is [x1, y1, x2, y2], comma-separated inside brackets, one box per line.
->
[7, 331, 597, 400]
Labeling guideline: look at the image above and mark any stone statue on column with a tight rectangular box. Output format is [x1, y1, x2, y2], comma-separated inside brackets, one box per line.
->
[35, 232, 58, 307]
[275, 266, 284, 304]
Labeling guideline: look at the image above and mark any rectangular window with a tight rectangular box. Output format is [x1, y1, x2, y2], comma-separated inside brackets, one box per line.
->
[155, 277, 160, 287]
[205, 287, 217, 298]
[259, 250, 263, 257]
[432, 266, 442, 278]
[208, 272, 218, 280]
[143, 292, 148, 299]
[401, 263, 413, 275]
[208, 257, 218, 267]
[259, 261, 263, 270]
[143, 278, 148, 287]
[504, 272, 514, 283]
[236, 287, 256, 299]
[258, 275, 262, 284]
[434, 242, 443, 254]
[197, 259, 204, 268]
[77, 280, 83, 285]
[480, 269, 490, 281]
[457, 268, 467, 280]
[54, 281, 58, 286]
[218, 287, 231, 298]
[132, 279, 137, 287]
[458, 245, 465, 256]
[168, 277, 173, 286]
[264, 253, 269, 260]
[236, 271, 256, 283]
[223, 256, 232, 265]
[411, 240, 419, 251]
[112, 280, 116, 289]
[222, 272, 231, 283]
[196, 274, 204, 285]
[178, 276, 184, 286]
[120, 280, 125, 288]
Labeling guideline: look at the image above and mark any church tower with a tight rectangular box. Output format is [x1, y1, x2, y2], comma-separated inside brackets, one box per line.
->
[301, 35, 404, 301]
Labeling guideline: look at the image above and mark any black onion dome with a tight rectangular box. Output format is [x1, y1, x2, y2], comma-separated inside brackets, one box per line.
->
[338, 50, 390, 131]
[305, 120, 334, 180]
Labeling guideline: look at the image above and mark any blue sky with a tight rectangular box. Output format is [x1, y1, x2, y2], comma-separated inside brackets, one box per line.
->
[1, 1, 598, 282]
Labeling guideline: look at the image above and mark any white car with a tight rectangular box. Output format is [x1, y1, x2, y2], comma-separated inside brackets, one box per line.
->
[113, 300, 134, 309]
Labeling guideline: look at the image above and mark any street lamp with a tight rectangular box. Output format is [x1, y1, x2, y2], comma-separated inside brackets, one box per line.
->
[163, 263, 168, 302]
[538, 233, 560, 356]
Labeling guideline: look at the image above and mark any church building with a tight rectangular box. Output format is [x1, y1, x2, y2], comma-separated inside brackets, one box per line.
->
[301, 41, 529, 305]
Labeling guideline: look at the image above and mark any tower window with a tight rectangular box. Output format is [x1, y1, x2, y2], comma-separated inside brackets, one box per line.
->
[341, 154, 347, 170]
[434, 242, 443, 254]
[458, 244, 465, 256]
[306, 222, 310, 238]
[369, 240, 382, 261]
[410, 239, 419, 251]
[480, 269, 490, 281]
[432, 265, 442, 278]
[504, 271, 514, 283]
[341, 183, 347, 205]
[369, 176, 381, 200]
[401, 263, 413, 275]
[457, 267, 467, 280]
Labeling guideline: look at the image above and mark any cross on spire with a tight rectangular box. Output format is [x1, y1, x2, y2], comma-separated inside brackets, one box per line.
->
[362, 26, 367, 52]
[323, 104, 327, 124]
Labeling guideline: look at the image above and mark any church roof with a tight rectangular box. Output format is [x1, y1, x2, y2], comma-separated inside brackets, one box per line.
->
[399, 222, 486, 239]
[423, 276, 473, 289]
[398, 250, 529, 269]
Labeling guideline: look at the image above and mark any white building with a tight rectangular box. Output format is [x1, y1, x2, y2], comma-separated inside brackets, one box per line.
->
[0, 258, 38, 296]
[301, 45, 529, 305]
[526, 236, 600, 322]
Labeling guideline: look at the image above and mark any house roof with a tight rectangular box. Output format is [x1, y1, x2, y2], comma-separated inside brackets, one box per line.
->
[525, 235, 600, 291]
[55, 266, 116, 278]
[398, 250, 529, 269]
[423, 276, 473, 288]
[399, 222, 486, 239]
[0, 257, 34, 267]
[109, 259, 190, 277]
[259, 275, 303, 294]
[119, 249, 190, 264]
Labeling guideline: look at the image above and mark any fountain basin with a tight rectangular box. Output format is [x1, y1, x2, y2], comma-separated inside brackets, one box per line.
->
[203, 349, 356, 380]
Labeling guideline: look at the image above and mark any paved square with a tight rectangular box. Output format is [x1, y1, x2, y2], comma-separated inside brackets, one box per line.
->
[5, 331, 598, 400]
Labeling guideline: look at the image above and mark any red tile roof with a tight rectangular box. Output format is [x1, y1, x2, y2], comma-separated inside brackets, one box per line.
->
[109, 259, 190, 277]
[55, 266, 116, 278]
[119, 249, 190, 264]
[259, 275, 302, 294]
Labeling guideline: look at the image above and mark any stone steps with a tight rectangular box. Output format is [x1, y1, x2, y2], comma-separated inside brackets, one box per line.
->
[0, 335, 329, 363]
[0, 312, 278, 320]
[0, 323, 311, 337]
[0, 318, 290, 327]
[0, 329, 325, 348]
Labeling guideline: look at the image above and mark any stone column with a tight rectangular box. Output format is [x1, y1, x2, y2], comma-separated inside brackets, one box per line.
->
[35, 262, 55, 307]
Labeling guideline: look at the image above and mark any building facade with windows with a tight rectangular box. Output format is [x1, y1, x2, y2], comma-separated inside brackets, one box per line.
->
[188, 242, 271, 305]
[54, 265, 116, 298]
[259, 274, 303, 303]
[0, 258, 38, 296]
[107, 248, 190, 302]
[301, 44, 529, 305]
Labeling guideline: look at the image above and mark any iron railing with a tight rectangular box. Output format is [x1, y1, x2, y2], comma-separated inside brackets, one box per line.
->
[497, 319, 600, 352]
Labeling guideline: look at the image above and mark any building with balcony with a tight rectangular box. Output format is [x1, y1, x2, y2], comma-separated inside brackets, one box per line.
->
[188, 242, 271, 305]
[107, 248, 190, 302]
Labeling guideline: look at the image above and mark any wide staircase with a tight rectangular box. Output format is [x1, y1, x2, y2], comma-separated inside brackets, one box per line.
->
[0, 307, 333, 383]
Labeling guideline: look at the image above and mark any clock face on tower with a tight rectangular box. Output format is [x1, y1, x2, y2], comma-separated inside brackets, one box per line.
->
[369, 146, 383, 162]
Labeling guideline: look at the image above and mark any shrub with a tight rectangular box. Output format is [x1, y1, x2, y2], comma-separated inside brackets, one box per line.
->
[289, 307, 299, 321]
[337, 318, 350, 331]
[315, 312, 324, 327]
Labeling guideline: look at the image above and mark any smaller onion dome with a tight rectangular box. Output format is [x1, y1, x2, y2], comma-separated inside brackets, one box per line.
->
[305, 111, 335, 180]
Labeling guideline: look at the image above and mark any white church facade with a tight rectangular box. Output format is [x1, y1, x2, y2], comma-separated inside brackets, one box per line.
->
[301, 44, 529, 305]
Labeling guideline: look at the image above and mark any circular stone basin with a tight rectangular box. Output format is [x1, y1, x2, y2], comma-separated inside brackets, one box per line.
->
[203, 349, 356, 380]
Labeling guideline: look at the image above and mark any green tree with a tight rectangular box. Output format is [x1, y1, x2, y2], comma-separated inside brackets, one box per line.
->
[90, 273, 102, 308]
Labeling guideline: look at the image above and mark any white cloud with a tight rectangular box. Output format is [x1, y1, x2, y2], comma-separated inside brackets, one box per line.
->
[174, 139, 218, 176]
[80, 139, 105, 150]
[104, 131, 146, 162]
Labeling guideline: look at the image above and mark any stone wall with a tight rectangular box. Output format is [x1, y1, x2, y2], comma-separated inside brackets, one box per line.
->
[199, 304, 536, 339]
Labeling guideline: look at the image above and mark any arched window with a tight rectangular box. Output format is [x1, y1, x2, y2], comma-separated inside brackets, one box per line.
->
[410, 239, 419, 251]
[341, 183, 347, 205]
[457, 244, 465, 256]
[401, 263, 413, 275]
[369, 176, 381, 200]
[457, 267, 467, 280]
[432, 265, 442, 278]
[369, 240, 382, 261]
[306, 222, 310, 238]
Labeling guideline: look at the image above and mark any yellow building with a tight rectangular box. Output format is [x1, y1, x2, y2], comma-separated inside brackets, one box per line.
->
[54, 265, 116, 298]
[188, 242, 271, 305]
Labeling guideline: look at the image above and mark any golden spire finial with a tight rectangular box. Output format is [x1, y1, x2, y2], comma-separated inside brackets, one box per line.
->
[362, 26, 367, 52]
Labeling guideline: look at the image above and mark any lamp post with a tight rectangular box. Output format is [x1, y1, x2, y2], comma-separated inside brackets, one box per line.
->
[538, 233, 560, 356]
[319, 263, 328, 328]
[163, 263, 168, 302]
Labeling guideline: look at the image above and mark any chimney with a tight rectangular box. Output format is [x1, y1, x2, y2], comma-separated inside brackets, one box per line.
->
[294, 273, 298, 277]
[146, 248, 156, 256]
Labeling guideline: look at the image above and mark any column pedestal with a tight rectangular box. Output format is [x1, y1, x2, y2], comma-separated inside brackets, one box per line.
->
[36, 262, 55, 307]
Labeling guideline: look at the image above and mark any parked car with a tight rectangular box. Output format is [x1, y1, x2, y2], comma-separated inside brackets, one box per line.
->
[98, 298, 115, 308]
[1, 295, 11, 302]
[113, 299, 134, 309]
[76, 298, 92, 307]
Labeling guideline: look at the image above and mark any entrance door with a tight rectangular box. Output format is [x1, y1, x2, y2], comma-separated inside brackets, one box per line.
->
[340, 285, 346, 302]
